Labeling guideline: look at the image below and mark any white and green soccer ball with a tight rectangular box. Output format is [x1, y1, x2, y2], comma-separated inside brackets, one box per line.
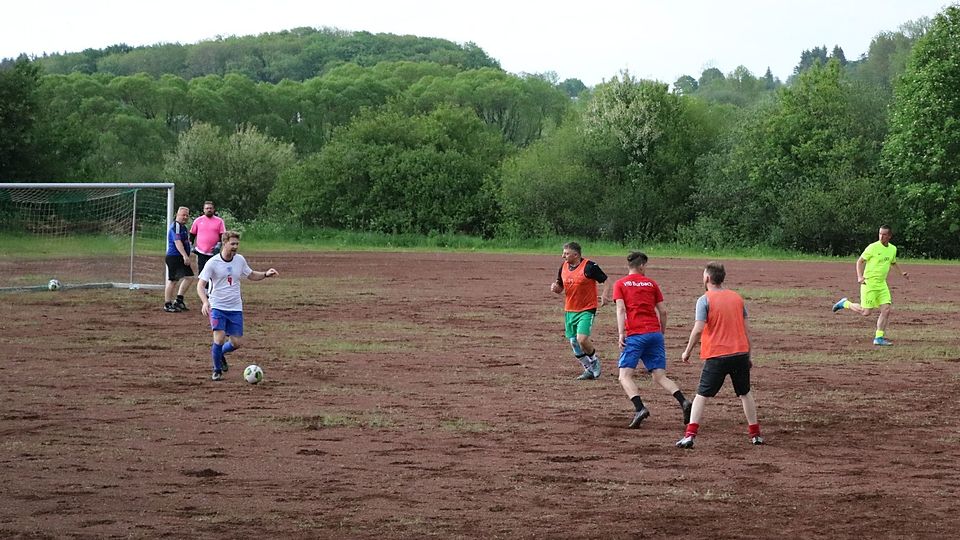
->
[243, 364, 263, 384]
[47, 279, 61, 291]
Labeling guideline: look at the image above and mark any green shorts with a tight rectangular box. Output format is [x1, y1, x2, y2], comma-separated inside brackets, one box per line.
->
[860, 283, 891, 309]
[565, 311, 595, 339]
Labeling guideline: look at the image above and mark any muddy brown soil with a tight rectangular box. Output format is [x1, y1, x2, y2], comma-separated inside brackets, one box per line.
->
[1, 252, 958, 539]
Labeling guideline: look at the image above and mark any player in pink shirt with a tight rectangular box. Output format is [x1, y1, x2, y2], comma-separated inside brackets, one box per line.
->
[613, 252, 692, 429]
[189, 200, 227, 273]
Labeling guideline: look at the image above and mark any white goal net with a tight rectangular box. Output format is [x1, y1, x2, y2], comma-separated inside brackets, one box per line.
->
[0, 183, 174, 291]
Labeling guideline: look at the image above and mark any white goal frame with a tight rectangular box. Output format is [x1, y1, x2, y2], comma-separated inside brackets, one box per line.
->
[0, 182, 175, 292]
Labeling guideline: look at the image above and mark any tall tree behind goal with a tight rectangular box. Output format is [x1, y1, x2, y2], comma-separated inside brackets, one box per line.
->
[0, 183, 174, 291]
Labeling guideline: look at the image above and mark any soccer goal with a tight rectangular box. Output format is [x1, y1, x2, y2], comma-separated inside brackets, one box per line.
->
[0, 182, 175, 292]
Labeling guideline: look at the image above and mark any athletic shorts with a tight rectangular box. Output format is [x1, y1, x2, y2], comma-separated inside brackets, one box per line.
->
[564, 311, 595, 339]
[860, 282, 891, 309]
[618, 332, 666, 371]
[697, 353, 752, 397]
[209, 308, 244, 336]
[165, 254, 194, 281]
[196, 251, 215, 273]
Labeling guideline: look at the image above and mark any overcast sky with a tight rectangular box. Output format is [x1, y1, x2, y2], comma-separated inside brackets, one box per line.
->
[2, 0, 952, 85]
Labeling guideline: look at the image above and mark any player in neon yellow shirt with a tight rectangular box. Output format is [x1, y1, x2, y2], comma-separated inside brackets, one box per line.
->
[832, 225, 909, 346]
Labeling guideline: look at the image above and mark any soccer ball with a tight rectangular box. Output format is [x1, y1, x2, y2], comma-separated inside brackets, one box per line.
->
[243, 364, 263, 384]
[48, 279, 61, 291]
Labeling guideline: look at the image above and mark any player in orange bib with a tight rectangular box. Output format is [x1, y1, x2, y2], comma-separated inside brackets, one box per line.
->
[550, 242, 609, 380]
[676, 262, 762, 449]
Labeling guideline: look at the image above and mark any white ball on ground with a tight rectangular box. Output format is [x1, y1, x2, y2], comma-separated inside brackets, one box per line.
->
[243, 364, 263, 384]
[48, 279, 61, 291]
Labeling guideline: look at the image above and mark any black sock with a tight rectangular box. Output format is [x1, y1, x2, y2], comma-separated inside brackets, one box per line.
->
[165, 301, 172, 307]
[631, 395, 644, 411]
[176, 295, 184, 302]
[673, 390, 687, 405]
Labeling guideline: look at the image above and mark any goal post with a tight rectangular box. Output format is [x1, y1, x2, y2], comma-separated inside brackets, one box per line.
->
[0, 182, 175, 292]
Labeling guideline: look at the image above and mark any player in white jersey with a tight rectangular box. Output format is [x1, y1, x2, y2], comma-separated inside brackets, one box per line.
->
[197, 231, 278, 381]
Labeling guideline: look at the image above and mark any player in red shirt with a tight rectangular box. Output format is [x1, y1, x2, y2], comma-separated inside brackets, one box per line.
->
[613, 252, 692, 428]
[677, 262, 762, 448]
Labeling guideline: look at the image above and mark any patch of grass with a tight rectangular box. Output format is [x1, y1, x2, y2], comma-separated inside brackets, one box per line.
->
[439, 417, 493, 433]
[270, 411, 394, 430]
[897, 303, 957, 313]
[740, 288, 832, 300]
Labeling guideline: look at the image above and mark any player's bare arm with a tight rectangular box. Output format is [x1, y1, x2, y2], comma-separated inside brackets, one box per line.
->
[681, 320, 706, 363]
[197, 278, 210, 315]
[655, 302, 667, 334]
[616, 299, 627, 349]
[891, 261, 909, 280]
[248, 268, 279, 281]
[856, 256, 867, 283]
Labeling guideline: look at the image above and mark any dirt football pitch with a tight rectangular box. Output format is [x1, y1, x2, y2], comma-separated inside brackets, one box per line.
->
[1, 251, 959, 539]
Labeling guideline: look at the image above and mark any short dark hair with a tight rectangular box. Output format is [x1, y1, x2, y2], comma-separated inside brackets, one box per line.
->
[204, 201, 214, 207]
[627, 251, 648, 268]
[879, 224, 892, 233]
[705, 261, 725, 285]
[563, 242, 582, 254]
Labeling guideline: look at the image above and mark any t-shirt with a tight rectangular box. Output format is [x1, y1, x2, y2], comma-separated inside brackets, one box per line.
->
[189, 215, 226, 255]
[861, 241, 897, 286]
[166, 222, 191, 257]
[613, 273, 664, 335]
[198, 253, 252, 311]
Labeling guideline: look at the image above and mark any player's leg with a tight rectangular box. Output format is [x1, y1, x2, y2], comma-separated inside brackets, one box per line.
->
[730, 354, 763, 444]
[219, 312, 245, 372]
[618, 337, 649, 427]
[163, 256, 181, 312]
[210, 328, 227, 380]
[565, 313, 593, 379]
[873, 304, 893, 345]
[174, 275, 193, 311]
[677, 357, 724, 449]
[575, 311, 601, 378]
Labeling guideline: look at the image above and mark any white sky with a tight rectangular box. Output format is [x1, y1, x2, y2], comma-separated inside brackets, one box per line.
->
[2, 0, 952, 85]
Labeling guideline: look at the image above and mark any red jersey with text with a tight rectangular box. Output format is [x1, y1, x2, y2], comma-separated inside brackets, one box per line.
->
[700, 289, 750, 359]
[613, 273, 664, 335]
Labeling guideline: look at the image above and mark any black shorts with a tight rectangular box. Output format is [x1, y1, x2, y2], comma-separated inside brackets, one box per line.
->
[196, 251, 215, 273]
[165, 254, 194, 281]
[697, 353, 752, 397]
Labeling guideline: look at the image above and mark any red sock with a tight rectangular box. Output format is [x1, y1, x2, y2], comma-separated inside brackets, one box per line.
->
[748, 423, 761, 437]
[685, 423, 699, 438]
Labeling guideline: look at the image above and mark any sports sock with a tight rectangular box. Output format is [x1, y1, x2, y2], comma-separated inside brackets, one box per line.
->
[211, 343, 223, 371]
[842, 299, 851, 309]
[685, 422, 700, 438]
[673, 390, 687, 405]
[875, 330, 884, 338]
[630, 395, 645, 411]
[222, 341, 236, 355]
[748, 423, 761, 437]
[176, 294, 184, 302]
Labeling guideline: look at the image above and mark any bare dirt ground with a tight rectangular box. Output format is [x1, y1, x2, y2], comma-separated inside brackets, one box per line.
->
[1, 251, 958, 539]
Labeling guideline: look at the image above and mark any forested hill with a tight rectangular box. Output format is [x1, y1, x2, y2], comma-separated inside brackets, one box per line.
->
[16, 27, 500, 82]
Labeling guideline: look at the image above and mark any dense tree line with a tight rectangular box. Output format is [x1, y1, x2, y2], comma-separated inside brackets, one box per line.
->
[7, 27, 499, 82]
[2, 7, 959, 257]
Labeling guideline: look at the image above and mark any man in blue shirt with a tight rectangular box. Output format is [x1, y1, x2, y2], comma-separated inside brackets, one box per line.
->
[164, 206, 195, 312]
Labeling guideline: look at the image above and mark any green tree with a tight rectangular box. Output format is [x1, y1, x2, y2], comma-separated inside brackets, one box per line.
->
[692, 60, 890, 253]
[268, 106, 506, 235]
[882, 5, 960, 257]
[0, 57, 42, 179]
[164, 123, 295, 219]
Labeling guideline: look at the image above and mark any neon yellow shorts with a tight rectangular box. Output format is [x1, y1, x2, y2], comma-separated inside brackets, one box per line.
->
[564, 311, 595, 338]
[860, 283, 891, 309]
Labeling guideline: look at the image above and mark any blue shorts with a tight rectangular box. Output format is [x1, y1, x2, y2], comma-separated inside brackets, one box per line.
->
[618, 332, 666, 371]
[209, 309, 243, 336]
